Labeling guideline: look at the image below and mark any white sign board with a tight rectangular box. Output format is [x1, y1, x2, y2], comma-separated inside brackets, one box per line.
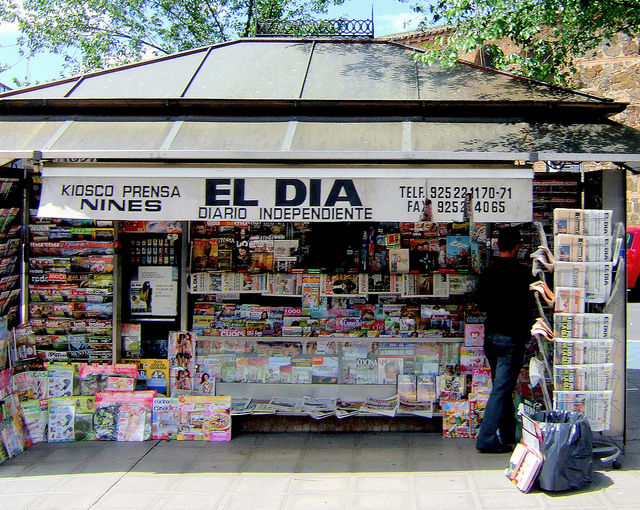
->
[38, 169, 532, 223]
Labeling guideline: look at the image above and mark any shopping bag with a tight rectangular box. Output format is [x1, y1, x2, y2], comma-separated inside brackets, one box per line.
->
[530, 410, 593, 491]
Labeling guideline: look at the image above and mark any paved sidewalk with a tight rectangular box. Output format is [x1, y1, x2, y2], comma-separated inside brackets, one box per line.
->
[0, 430, 636, 510]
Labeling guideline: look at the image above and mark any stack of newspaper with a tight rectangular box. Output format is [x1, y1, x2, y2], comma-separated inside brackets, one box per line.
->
[551, 209, 615, 431]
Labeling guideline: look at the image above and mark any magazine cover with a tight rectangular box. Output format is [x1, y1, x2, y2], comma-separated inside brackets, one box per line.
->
[460, 347, 485, 375]
[273, 240, 299, 273]
[355, 358, 378, 384]
[291, 358, 312, 384]
[168, 331, 195, 370]
[20, 399, 48, 444]
[414, 344, 440, 375]
[301, 276, 321, 310]
[47, 396, 95, 442]
[471, 366, 492, 394]
[438, 374, 467, 399]
[389, 248, 410, 274]
[377, 356, 404, 385]
[121, 323, 142, 358]
[48, 367, 75, 398]
[445, 236, 471, 269]
[442, 399, 471, 438]
[0, 416, 26, 458]
[506, 443, 543, 493]
[469, 393, 490, 439]
[439, 342, 461, 375]
[416, 374, 437, 402]
[121, 358, 169, 394]
[191, 238, 218, 271]
[47, 401, 76, 442]
[78, 363, 137, 395]
[170, 366, 193, 394]
[267, 357, 291, 383]
[152, 397, 179, 439]
[117, 404, 148, 441]
[130, 280, 151, 314]
[193, 372, 216, 395]
[249, 239, 274, 273]
[94, 390, 155, 441]
[416, 274, 432, 296]
[173, 396, 231, 441]
[311, 356, 339, 384]
[13, 371, 48, 401]
[323, 274, 360, 296]
[464, 323, 485, 347]
[341, 358, 357, 384]
[397, 374, 417, 401]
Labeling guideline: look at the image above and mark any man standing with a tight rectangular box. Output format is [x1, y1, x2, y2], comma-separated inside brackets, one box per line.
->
[475, 226, 534, 453]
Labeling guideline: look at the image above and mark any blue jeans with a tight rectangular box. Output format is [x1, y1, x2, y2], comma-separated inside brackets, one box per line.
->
[476, 333, 524, 449]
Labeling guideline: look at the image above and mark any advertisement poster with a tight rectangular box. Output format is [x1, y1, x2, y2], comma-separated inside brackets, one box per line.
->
[130, 266, 178, 316]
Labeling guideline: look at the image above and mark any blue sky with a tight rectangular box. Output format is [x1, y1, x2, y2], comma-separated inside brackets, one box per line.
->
[0, 0, 425, 88]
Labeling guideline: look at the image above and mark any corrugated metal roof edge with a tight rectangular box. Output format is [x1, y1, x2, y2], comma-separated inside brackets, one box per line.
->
[0, 37, 615, 107]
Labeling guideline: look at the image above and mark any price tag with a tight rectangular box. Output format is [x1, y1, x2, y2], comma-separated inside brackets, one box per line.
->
[427, 178, 532, 222]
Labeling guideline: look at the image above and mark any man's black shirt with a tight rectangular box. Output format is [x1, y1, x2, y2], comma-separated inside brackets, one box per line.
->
[476, 257, 535, 343]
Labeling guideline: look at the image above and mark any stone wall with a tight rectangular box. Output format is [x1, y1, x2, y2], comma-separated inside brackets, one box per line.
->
[572, 34, 640, 224]
[384, 29, 640, 225]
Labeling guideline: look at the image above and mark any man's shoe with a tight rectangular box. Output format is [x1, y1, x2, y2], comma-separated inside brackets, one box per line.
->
[476, 444, 512, 454]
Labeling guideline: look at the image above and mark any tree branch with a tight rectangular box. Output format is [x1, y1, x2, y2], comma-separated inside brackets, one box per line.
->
[242, 0, 255, 38]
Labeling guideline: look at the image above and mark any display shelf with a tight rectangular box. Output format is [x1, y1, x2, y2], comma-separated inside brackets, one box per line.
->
[218, 382, 395, 400]
[26, 177, 115, 362]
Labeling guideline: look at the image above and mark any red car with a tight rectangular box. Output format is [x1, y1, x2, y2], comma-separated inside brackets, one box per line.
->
[628, 226, 640, 291]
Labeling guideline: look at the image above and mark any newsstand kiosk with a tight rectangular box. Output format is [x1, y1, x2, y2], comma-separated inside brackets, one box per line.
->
[0, 38, 637, 454]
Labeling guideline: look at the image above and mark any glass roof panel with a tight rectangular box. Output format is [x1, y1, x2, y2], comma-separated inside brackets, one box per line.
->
[170, 120, 289, 150]
[68, 51, 207, 98]
[185, 41, 312, 99]
[51, 121, 173, 150]
[2, 82, 77, 99]
[291, 121, 403, 151]
[416, 63, 599, 102]
[0, 121, 64, 149]
[302, 43, 419, 100]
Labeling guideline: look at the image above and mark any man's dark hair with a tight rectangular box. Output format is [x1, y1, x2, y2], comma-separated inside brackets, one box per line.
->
[498, 226, 520, 252]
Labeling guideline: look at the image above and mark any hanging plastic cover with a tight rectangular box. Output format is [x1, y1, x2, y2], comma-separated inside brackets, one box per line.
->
[530, 410, 593, 491]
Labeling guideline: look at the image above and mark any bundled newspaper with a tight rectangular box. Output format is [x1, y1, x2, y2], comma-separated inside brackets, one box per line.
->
[553, 313, 613, 339]
[553, 209, 613, 237]
[553, 390, 613, 432]
[553, 363, 614, 392]
[553, 339, 615, 365]
[554, 262, 613, 303]
[554, 234, 612, 263]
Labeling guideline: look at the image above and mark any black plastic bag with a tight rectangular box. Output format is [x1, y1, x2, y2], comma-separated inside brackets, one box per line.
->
[530, 410, 593, 492]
